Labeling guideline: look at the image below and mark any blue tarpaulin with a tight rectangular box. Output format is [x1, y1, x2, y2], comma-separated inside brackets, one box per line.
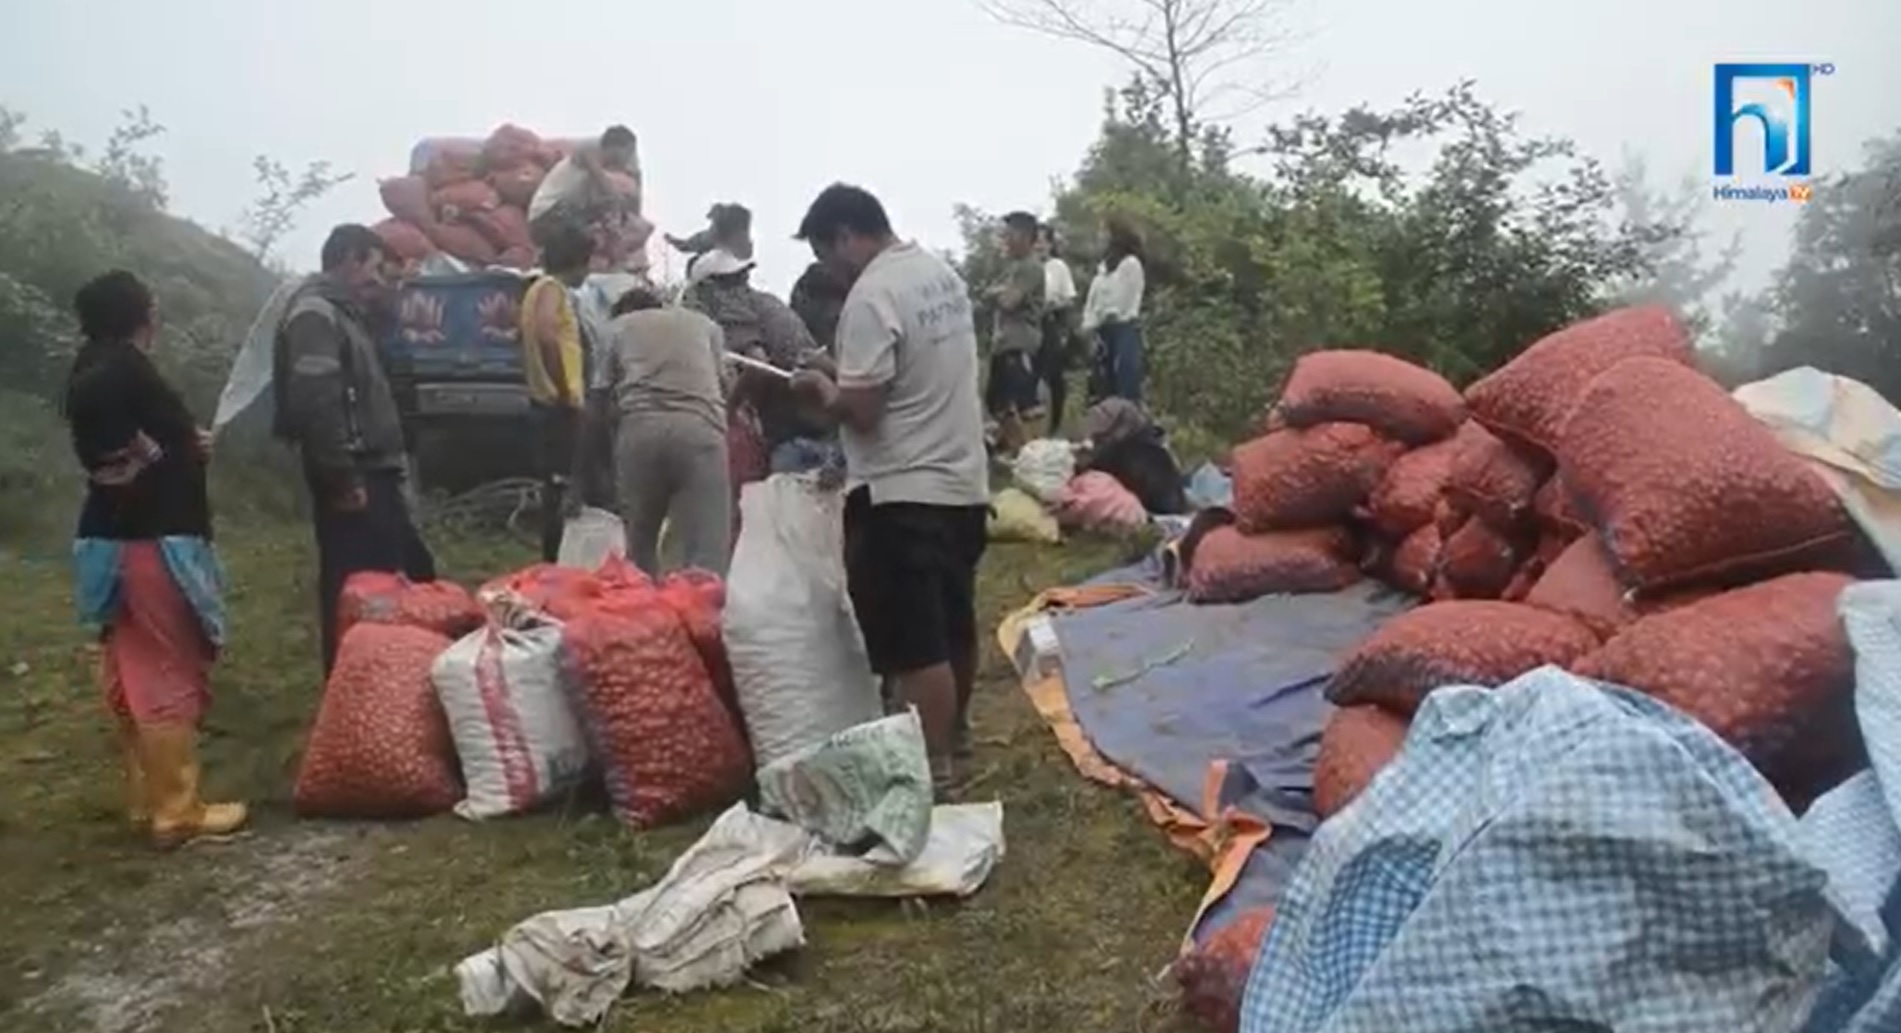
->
[1047, 567, 1412, 937]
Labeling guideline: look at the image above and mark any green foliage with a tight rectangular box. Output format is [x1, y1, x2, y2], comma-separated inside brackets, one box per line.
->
[1757, 129, 1901, 402]
[957, 79, 1670, 439]
[1608, 152, 1739, 337]
[238, 155, 355, 264]
[0, 105, 287, 546]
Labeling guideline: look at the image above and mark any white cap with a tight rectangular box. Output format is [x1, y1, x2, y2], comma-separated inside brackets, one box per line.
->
[684, 248, 754, 288]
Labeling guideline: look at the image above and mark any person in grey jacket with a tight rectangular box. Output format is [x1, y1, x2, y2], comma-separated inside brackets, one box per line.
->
[272, 224, 436, 674]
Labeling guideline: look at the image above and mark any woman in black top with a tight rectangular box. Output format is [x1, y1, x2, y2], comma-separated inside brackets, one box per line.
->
[65, 270, 246, 849]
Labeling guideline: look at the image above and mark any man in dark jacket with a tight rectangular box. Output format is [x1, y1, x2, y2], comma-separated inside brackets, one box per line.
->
[273, 224, 437, 674]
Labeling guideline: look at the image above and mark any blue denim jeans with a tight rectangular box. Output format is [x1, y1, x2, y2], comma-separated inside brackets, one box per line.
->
[1096, 320, 1145, 404]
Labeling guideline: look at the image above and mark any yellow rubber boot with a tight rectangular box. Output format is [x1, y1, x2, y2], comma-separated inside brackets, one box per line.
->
[115, 716, 148, 828]
[140, 723, 247, 850]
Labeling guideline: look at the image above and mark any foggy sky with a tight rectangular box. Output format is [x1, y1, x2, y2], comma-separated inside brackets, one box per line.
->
[2, 0, 1894, 299]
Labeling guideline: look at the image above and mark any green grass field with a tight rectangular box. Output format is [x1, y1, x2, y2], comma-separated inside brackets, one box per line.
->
[0, 513, 1207, 1033]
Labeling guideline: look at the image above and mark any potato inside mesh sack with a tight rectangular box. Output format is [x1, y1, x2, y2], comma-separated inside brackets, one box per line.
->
[561, 607, 751, 829]
[1314, 704, 1412, 818]
[1327, 601, 1599, 715]
[1437, 516, 1524, 599]
[1446, 422, 1549, 529]
[1557, 357, 1856, 594]
[1388, 524, 1442, 595]
[1172, 906, 1276, 1033]
[1534, 474, 1586, 540]
[338, 571, 485, 640]
[755, 709, 934, 866]
[988, 487, 1062, 544]
[1231, 423, 1406, 532]
[1272, 349, 1465, 445]
[1185, 525, 1360, 604]
[1573, 572, 1862, 806]
[294, 623, 461, 819]
[1463, 304, 1694, 453]
[1366, 437, 1459, 538]
[1523, 533, 1711, 640]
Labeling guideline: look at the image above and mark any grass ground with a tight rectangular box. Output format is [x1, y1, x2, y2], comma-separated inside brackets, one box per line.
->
[0, 510, 1209, 1033]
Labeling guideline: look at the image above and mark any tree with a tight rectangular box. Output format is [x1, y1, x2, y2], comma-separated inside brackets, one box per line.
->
[238, 155, 355, 262]
[977, 0, 1300, 175]
[1610, 151, 1739, 337]
[1760, 128, 1901, 402]
[961, 81, 1667, 437]
[93, 105, 167, 208]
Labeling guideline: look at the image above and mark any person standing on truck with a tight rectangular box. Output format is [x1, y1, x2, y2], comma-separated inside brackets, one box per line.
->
[984, 211, 1047, 456]
[527, 126, 641, 252]
[588, 287, 733, 576]
[788, 183, 990, 791]
[273, 224, 437, 675]
[518, 222, 594, 562]
[665, 203, 754, 262]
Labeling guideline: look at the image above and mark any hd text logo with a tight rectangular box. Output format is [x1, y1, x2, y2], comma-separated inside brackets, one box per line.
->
[1712, 62, 1832, 203]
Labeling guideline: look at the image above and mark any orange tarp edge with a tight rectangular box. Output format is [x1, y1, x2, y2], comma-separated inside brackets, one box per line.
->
[997, 585, 1273, 952]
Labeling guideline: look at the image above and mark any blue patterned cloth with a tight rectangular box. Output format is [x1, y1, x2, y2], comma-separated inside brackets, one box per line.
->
[769, 437, 846, 480]
[1796, 581, 1901, 1033]
[73, 536, 228, 648]
[1238, 665, 1835, 1033]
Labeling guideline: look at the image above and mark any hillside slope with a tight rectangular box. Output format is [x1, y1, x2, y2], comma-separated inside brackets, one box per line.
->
[0, 150, 280, 541]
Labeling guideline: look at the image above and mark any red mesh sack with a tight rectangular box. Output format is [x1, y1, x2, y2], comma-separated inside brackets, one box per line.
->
[425, 221, 499, 266]
[1427, 573, 1458, 602]
[1315, 705, 1412, 818]
[337, 572, 484, 640]
[1389, 524, 1442, 595]
[1573, 572, 1860, 803]
[1557, 357, 1855, 594]
[1464, 305, 1694, 453]
[1447, 423, 1549, 529]
[1274, 350, 1466, 445]
[1186, 526, 1361, 604]
[1438, 518, 1523, 599]
[490, 164, 547, 208]
[481, 123, 544, 171]
[560, 609, 751, 828]
[497, 246, 536, 269]
[379, 176, 432, 225]
[656, 569, 737, 721]
[1174, 907, 1276, 1033]
[423, 140, 482, 188]
[294, 624, 459, 818]
[1433, 498, 1463, 538]
[432, 179, 500, 220]
[1367, 438, 1458, 538]
[1328, 601, 1599, 714]
[372, 218, 433, 263]
[1534, 475, 1586, 538]
[1232, 423, 1405, 532]
[465, 205, 532, 252]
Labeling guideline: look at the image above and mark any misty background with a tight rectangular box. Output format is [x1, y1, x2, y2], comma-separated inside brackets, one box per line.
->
[3, 0, 1893, 294]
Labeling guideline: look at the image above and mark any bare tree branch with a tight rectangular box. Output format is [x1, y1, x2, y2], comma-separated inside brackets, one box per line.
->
[976, 0, 1305, 156]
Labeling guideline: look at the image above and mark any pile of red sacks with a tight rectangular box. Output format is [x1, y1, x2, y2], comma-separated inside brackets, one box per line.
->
[371, 123, 652, 273]
[293, 559, 747, 829]
[1174, 305, 1883, 1032]
[1184, 305, 1878, 819]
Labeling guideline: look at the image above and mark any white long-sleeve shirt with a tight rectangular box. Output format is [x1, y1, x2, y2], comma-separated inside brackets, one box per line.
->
[1081, 254, 1144, 333]
[1043, 257, 1078, 310]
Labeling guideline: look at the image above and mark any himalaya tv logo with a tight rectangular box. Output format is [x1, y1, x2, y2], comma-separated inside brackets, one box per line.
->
[1713, 62, 1831, 203]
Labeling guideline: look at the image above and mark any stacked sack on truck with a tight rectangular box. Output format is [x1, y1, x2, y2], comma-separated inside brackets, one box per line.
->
[1298, 304, 1880, 824]
[293, 559, 749, 829]
[372, 123, 653, 273]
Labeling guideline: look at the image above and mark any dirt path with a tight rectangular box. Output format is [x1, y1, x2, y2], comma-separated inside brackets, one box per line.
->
[21, 825, 368, 1033]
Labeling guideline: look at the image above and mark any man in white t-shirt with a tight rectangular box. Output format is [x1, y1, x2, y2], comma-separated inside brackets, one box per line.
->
[789, 183, 990, 787]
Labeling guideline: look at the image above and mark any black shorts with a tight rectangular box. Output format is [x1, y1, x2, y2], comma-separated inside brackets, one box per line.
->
[985, 350, 1041, 417]
[843, 487, 989, 676]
